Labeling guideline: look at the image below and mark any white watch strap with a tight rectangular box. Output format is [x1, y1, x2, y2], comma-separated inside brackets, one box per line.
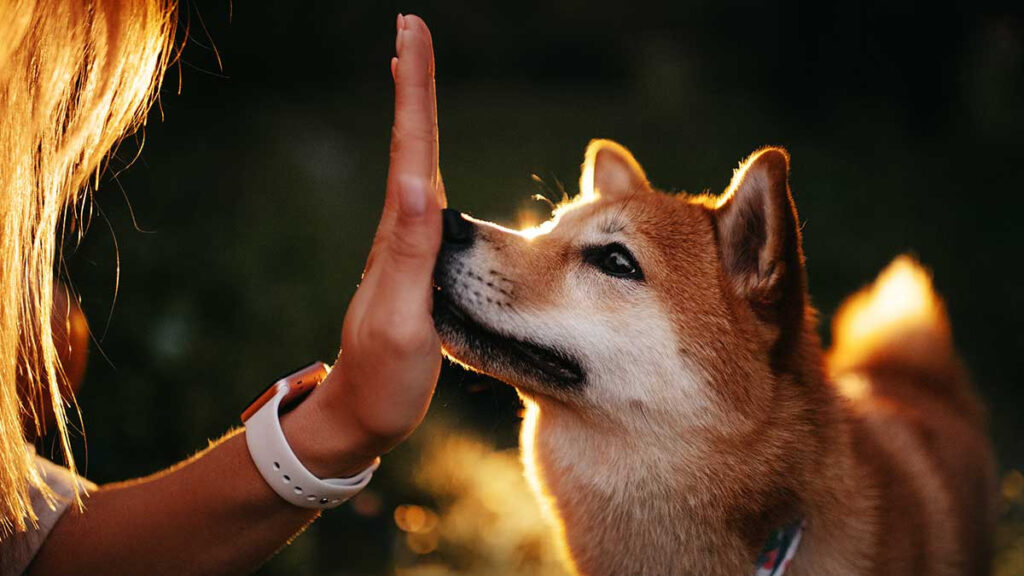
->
[244, 379, 379, 510]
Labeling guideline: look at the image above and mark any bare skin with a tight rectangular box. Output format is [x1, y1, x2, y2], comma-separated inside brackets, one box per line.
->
[28, 14, 444, 576]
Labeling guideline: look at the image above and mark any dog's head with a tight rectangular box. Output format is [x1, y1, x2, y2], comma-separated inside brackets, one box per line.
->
[434, 140, 812, 429]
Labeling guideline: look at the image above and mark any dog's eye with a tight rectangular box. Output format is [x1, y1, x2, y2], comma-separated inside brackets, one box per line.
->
[583, 243, 644, 281]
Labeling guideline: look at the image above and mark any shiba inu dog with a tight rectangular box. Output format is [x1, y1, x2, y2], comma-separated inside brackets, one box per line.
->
[432, 140, 996, 576]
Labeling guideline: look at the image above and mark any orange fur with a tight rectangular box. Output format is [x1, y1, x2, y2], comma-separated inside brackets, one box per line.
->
[434, 140, 996, 575]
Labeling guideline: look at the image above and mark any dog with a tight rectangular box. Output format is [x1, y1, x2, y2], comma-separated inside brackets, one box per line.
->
[432, 140, 996, 575]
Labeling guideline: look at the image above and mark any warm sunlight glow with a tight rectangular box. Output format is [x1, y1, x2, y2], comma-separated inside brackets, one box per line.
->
[517, 208, 541, 232]
[512, 193, 596, 240]
[838, 256, 942, 342]
[997, 470, 1024, 576]
[579, 152, 598, 201]
[405, 423, 573, 576]
[520, 400, 545, 508]
[710, 147, 777, 209]
[1002, 470, 1024, 502]
[517, 217, 560, 240]
[835, 373, 872, 402]
[830, 256, 948, 373]
[520, 401, 578, 574]
[395, 504, 439, 534]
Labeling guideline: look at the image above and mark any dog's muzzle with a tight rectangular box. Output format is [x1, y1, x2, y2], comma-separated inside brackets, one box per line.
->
[432, 208, 586, 391]
[441, 208, 475, 250]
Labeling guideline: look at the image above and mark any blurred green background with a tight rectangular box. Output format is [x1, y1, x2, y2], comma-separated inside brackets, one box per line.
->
[46, 1, 1024, 574]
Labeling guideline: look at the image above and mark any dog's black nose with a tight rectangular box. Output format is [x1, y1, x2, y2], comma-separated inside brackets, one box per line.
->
[442, 208, 475, 247]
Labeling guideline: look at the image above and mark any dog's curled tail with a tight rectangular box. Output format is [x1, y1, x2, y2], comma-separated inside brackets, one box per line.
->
[828, 256, 977, 409]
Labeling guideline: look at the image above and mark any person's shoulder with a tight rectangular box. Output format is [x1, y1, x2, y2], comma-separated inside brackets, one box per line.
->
[32, 449, 96, 501]
[0, 446, 96, 576]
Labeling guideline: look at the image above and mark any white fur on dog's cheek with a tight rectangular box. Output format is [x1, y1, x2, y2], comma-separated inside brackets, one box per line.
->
[508, 291, 717, 428]
[446, 243, 718, 429]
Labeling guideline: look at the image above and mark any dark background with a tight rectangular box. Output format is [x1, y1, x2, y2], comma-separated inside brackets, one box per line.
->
[53, 1, 1023, 574]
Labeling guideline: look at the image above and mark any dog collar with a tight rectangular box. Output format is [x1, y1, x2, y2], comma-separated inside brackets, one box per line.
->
[753, 519, 804, 576]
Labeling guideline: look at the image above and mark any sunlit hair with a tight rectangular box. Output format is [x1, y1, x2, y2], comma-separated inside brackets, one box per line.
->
[0, 0, 176, 536]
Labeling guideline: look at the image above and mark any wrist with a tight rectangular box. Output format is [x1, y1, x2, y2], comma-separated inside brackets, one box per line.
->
[279, 383, 381, 479]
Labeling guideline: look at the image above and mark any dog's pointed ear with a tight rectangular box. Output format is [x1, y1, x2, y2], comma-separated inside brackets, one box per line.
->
[712, 147, 807, 334]
[580, 139, 650, 201]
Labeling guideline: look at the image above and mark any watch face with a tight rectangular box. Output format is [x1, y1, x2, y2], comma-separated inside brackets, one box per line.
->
[241, 361, 329, 422]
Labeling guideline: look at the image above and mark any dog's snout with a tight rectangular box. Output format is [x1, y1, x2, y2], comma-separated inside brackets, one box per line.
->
[442, 208, 475, 247]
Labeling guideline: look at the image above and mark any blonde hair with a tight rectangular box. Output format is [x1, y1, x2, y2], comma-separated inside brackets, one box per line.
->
[0, 0, 176, 536]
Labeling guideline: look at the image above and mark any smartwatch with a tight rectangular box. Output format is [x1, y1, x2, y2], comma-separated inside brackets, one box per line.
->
[242, 361, 379, 509]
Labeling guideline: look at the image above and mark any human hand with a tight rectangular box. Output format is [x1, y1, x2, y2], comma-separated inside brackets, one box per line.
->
[283, 14, 445, 478]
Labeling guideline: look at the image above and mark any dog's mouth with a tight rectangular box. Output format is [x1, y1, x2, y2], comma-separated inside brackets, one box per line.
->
[432, 290, 585, 390]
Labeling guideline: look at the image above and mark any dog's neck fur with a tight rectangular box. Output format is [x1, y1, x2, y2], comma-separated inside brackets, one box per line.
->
[521, 333, 879, 576]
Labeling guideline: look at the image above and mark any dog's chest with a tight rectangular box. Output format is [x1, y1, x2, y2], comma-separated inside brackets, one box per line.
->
[526, 413, 752, 576]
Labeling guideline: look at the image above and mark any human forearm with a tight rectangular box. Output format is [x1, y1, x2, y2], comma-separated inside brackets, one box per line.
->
[28, 14, 443, 575]
[28, 430, 316, 576]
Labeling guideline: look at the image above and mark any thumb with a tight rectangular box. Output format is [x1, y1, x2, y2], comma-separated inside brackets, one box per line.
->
[375, 176, 442, 291]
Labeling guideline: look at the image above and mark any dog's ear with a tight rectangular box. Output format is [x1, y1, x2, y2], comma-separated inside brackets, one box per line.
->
[580, 139, 650, 201]
[712, 148, 807, 347]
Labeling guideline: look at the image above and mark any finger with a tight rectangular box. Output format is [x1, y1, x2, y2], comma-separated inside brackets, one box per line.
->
[369, 14, 440, 273]
[437, 170, 448, 208]
[365, 177, 442, 314]
[390, 14, 438, 186]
